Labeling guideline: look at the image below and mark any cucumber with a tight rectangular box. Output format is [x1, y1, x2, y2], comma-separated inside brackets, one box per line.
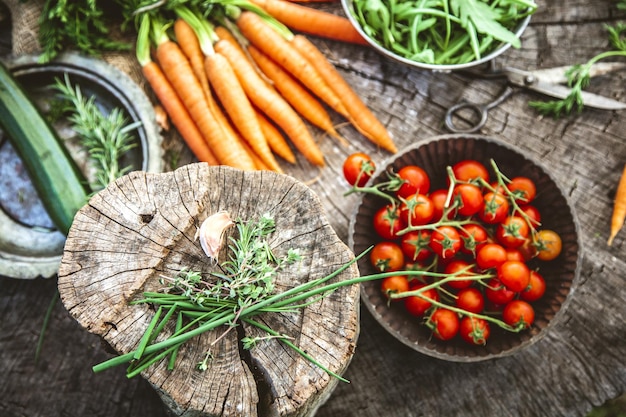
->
[0, 61, 90, 236]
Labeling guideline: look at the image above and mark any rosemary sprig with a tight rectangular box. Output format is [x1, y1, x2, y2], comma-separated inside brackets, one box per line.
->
[52, 74, 141, 191]
[529, 19, 626, 118]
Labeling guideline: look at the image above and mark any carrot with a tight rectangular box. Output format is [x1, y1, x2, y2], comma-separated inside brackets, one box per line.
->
[247, 44, 348, 146]
[204, 50, 283, 172]
[174, 19, 212, 103]
[291, 34, 398, 153]
[236, 11, 349, 119]
[153, 26, 256, 170]
[255, 108, 296, 164]
[136, 16, 219, 165]
[213, 33, 325, 166]
[608, 164, 626, 245]
[249, 0, 368, 45]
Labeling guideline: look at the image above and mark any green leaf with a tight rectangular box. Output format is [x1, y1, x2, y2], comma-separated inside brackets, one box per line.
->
[450, 0, 521, 48]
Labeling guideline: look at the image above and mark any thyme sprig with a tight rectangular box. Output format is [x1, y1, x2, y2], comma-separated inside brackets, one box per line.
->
[52, 74, 140, 191]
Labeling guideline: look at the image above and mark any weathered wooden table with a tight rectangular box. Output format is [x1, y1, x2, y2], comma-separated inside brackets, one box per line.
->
[1, 0, 626, 416]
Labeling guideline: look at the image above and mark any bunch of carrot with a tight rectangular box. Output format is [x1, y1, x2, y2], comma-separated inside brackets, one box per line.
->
[134, 0, 397, 172]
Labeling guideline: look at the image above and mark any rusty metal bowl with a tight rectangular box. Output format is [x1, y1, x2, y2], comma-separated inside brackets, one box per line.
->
[348, 134, 582, 361]
[0, 52, 163, 279]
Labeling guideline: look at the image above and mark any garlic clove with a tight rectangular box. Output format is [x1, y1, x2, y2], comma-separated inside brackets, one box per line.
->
[198, 210, 234, 260]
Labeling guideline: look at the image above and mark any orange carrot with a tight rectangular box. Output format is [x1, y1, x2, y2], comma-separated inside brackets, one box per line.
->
[247, 44, 347, 146]
[236, 11, 349, 119]
[174, 19, 212, 102]
[204, 51, 283, 172]
[136, 16, 219, 165]
[255, 108, 296, 164]
[141, 61, 219, 165]
[291, 34, 397, 153]
[249, 0, 368, 45]
[155, 39, 256, 170]
[213, 34, 325, 166]
[608, 164, 626, 245]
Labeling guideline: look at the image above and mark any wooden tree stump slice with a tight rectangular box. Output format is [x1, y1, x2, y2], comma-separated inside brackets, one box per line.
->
[57, 163, 360, 417]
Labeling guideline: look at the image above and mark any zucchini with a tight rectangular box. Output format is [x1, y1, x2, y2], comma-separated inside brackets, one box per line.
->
[0, 61, 90, 236]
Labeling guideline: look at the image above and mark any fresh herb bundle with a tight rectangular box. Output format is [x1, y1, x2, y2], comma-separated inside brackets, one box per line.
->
[529, 2, 626, 117]
[38, 0, 131, 62]
[52, 74, 140, 191]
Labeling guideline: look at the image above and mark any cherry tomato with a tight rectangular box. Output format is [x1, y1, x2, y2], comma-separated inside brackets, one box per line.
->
[507, 176, 537, 204]
[503, 300, 535, 329]
[400, 193, 435, 226]
[444, 259, 475, 290]
[485, 278, 516, 305]
[401, 230, 432, 262]
[519, 204, 542, 225]
[396, 165, 431, 198]
[373, 204, 405, 240]
[429, 189, 449, 221]
[505, 248, 525, 262]
[456, 287, 485, 314]
[370, 241, 405, 272]
[343, 152, 375, 187]
[452, 160, 490, 183]
[495, 216, 530, 249]
[497, 260, 530, 292]
[452, 183, 484, 217]
[479, 192, 509, 224]
[521, 270, 547, 302]
[404, 283, 439, 316]
[429, 226, 461, 259]
[534, 229, 562, 261]
[427, 308, 460, 341]
[459, 223, 489, 255]
[380, 275, 409, 300]
[476, 243, 507, 270]
[459, 316, 491, 345]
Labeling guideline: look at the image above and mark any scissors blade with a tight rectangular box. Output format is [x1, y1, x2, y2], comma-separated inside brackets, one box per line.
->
[504, 65, 626, 110]
[531, 62, 626, 84]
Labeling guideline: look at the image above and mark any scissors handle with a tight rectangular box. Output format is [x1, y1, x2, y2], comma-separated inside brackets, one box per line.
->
[444, 86, 516, 133]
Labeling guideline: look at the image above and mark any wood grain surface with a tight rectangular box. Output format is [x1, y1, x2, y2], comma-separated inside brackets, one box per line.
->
[1, 0, 626, 416]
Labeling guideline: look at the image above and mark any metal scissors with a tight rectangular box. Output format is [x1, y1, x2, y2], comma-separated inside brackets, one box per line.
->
[444, 62, 626, 133]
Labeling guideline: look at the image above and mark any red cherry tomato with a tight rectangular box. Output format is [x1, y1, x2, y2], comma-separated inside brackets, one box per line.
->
[459, 223, 489, 255]
[444, 259, 475, 290]
[505, 248, 525, 262]
[459, 316, 491, 345]
[479, 192, 509, 224]
[381, 275, 410, 300]
[456, 287, 485, 314]
[497, 260, 531, 292]
[429, 189, 449, 221]
[396, 165, 431, 198]
[427, 308, 460, 341]
[452, 183, 484, 217]
[495, 216, 530, 249]
[452, 160, 490, 183]
[519, 204, 542, 225]
[343, 152, 375, 187]
[503, 300, 535, 329]
[370, 241, 405, 272]
[485, 278, 516, 305]
[404, 283, 439, 316]
[400, 193, 435, 226]
[476, 243, 507, 270]
[507, 176, 537, 204]
[521, 270, 547, 302]
[373, 204, 405, 240]
[401, 230, 432, 262]
[429, 226, 461, 259]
